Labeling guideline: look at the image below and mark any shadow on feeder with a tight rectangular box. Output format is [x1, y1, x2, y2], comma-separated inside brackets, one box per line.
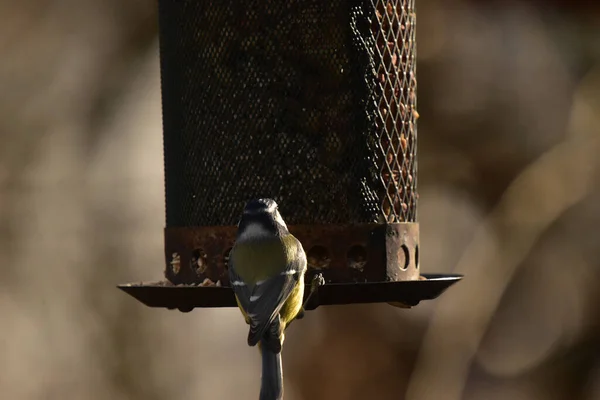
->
[118, 0, 462, 313]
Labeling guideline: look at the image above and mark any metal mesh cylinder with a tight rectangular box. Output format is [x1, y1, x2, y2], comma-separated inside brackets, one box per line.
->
[159, 0, 417, 227]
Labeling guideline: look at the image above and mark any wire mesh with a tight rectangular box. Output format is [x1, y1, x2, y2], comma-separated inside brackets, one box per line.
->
[158, 0, 417, 227]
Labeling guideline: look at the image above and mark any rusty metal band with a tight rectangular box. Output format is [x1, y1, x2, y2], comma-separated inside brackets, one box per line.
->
[164, 223, 420, 286]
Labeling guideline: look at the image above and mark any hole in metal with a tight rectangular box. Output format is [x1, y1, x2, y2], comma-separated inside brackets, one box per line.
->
[223, 247, 232, 269]
[347, 245, 367, 271]
[400, 244, 410, 270]
[307, 245, 331, 269]
[169, 252, 181, 275]
[415, 244, 419, 269]
[192, 249, 208, 274]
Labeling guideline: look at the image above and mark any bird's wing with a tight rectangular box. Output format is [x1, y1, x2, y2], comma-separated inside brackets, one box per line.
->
[245, 251, 305, 348]
[229, 261, 253, 314]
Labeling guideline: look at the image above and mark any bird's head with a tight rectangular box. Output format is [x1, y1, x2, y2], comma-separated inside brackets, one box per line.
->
[236, 198, 289, 241]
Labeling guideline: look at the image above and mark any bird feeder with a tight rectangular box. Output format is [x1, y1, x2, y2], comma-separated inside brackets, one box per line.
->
[119, 0, 462, 312]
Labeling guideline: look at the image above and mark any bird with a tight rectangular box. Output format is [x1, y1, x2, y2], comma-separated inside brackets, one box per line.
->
[228, 198, 307, 400]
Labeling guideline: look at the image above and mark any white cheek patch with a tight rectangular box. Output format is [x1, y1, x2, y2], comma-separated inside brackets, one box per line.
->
[267, 202, 278, 213]
[275, 211, 288, 229]
[280, 269, 297, 275]
[238, 223, 271, 240]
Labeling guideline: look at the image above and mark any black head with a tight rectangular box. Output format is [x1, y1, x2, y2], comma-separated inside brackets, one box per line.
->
[236, 198, 289, 240]
[243, 198, 278, 215]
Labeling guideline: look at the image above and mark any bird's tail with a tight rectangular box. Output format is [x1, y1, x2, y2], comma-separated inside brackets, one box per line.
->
[260, 341, 283, 400]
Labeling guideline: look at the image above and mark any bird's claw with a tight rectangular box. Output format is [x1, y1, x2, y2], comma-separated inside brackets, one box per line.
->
[299, 273, 325, 313]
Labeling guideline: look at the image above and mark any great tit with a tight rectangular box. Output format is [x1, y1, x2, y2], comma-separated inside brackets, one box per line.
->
[229, 198, 307, 400]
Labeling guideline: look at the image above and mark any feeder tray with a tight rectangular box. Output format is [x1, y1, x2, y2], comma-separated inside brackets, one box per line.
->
[119, 274, 462, 313]
[119, 0, 463, 311]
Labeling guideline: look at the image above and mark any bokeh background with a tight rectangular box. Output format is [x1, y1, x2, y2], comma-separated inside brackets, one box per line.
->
[1, 0, 599, 399]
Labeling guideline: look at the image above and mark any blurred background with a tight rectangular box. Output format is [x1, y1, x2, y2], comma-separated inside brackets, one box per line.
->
[1, 0, 599, 399]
